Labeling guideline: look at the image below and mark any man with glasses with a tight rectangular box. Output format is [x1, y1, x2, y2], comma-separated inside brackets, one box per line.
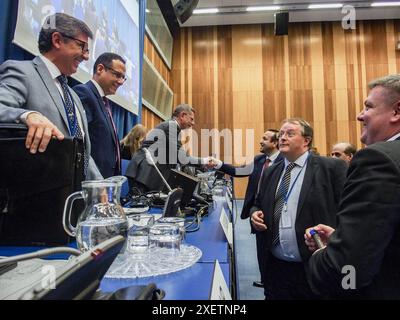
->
[74, 53, 126, 178]
[0, 13, 101, 180]
[250, 118, 347, 299]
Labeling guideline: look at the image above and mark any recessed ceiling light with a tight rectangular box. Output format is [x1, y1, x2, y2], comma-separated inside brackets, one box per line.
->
[308, 3, 343, 9]
[246, 6, 281, 12]
[371, 2, 400, 6]
[193, 8, 219, 14]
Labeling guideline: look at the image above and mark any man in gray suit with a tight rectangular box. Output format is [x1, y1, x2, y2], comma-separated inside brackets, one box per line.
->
[126, 104, 211, 192]
[0, 13, 101, 180]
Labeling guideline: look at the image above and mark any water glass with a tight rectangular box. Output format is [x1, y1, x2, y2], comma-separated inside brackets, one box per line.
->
[149, 223, 181, 253]
[126, 214, 155, 253]
[157, 217, 186, 242]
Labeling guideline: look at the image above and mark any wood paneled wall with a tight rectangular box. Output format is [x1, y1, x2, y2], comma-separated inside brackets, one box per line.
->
[172, 20, 400, 197]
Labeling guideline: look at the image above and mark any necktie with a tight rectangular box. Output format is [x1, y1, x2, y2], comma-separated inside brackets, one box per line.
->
[256, 158, 271, 195]
[272, 162, 297, 246]
[103, 97, 121, 175]
[57, 75, 88, 176]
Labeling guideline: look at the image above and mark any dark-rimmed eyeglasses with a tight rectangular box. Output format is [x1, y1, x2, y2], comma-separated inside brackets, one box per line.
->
[60, 33, 89, 54]
[103, 65, 127, 82]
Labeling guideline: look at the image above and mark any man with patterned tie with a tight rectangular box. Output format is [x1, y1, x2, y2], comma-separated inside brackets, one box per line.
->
[74, 53, 126, 178]
[250, 118, 347, 299]
[0, 13, 102, 180]
[212, 130, 282, 291]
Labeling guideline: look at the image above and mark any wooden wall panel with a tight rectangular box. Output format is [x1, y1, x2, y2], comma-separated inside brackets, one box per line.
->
[172, 20, 400, 198]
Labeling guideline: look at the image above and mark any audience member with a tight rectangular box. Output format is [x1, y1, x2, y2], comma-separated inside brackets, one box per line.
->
[120, 124, 147, 160]
[331, 142, 357, 163]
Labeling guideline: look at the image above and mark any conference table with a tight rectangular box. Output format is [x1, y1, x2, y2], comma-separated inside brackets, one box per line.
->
[0, 196, 236, 300]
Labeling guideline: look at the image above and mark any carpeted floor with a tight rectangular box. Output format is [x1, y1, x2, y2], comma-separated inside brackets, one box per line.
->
[233, 200, 265, 300]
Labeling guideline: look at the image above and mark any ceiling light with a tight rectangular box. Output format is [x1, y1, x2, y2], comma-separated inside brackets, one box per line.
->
[371, 2, 400, 6]
[308, 3, 343, 9]
[246, 6, 281, 12]
[193, 8, 219, 14]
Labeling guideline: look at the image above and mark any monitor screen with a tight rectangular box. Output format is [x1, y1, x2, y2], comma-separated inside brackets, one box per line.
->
[167, 169, 199, 208]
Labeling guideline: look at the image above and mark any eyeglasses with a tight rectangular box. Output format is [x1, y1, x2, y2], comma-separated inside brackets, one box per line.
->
[60, 33, 89, 54]
[104, 65, 127, 82]
[278, 131, 298, 139]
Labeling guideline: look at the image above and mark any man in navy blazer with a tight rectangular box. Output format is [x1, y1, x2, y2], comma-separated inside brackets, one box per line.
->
[213, 130, 282, 290]
[74, 53, 126, 178]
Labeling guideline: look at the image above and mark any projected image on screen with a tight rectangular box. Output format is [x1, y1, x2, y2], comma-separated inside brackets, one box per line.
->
[14, 0, 140, 114]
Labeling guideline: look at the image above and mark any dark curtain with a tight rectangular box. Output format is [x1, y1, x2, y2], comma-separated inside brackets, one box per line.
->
[0, 0, 141, 137]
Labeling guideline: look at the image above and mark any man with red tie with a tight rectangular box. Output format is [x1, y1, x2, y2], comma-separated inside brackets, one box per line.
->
[74, 52, 126, 178]
[213, 129, 282, 292]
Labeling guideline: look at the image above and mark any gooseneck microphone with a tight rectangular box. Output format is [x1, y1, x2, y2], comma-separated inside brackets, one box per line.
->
[143, 148, 173, 192]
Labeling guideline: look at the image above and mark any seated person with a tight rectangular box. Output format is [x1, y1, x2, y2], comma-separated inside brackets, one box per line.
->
[120, 124, 147, 160]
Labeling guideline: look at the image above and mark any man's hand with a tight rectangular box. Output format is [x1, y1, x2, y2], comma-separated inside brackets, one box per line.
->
[251, 210, 267, 231]
[304, 224, 335, 252]
[25, 113, 64, 154]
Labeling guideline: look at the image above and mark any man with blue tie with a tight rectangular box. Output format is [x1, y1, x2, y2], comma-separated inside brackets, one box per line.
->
[74, 53, 126, 178]
[0, 13, 101, 180]
[250, 118, 347, 299]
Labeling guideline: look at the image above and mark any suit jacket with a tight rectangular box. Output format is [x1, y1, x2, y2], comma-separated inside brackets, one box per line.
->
[73, 81, 121, 178]
[308, 140, 400, 299]
[220, 153, 284, 219]
[0, 57, 102, 180]
[125, 120, 203, 191]
[251, 153, 347, 262]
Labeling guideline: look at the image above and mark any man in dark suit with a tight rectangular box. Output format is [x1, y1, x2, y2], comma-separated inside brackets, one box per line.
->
[0, 13, 101, 180]
[305, 74, 400, 299]
[251, 118, 347, 299]
[125, 104, 211, 192]
[74, 53, 126, 178]
[213, 129, 282, 289]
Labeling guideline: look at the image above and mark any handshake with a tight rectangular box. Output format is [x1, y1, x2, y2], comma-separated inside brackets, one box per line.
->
[204, 157, 223, 169]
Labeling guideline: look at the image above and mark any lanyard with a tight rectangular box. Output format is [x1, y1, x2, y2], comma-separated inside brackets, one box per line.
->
[278, 154, 309, 207]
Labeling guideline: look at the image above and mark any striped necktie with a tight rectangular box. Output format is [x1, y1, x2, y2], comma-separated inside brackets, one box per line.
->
[57, 75, 88, 176]
[272, 162, 296, 246]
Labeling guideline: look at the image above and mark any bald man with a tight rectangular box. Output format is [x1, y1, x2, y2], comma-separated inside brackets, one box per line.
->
[331, 142, 357, 164]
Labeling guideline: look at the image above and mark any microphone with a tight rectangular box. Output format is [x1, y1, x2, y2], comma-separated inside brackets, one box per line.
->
[143, 148, 173, 192]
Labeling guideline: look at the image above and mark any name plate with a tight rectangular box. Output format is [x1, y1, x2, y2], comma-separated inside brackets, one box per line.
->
[210, 260, 232, 300]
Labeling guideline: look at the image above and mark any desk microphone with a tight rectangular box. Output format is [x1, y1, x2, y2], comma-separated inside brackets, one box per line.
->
[143, 148, 173, 192]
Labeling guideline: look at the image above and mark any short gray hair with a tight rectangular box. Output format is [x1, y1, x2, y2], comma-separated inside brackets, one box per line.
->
[172, 104, 196, 118]
[38, 13, 93, 54]
[282, 118, 314, 148]
[368, 74, 400, 105]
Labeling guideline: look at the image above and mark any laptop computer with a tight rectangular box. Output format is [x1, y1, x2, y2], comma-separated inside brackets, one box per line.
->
[0, 236, 125, 300]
